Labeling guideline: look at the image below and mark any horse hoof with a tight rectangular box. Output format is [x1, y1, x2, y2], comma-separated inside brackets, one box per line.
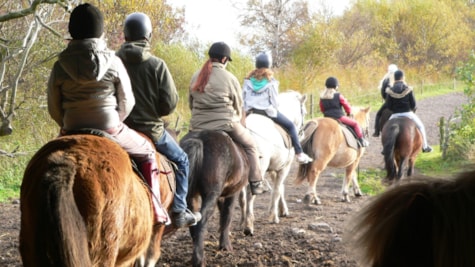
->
[243, 228, 254, 236]
[342, 196, 351, 202]
[303, 195, 311, 205]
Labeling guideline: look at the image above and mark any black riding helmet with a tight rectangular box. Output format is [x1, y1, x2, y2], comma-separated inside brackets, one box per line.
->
[325, 77, 339, 89]
[123, 12, 152, 41]
[208, 42, 232, 61]
[255, 52, 272, 68]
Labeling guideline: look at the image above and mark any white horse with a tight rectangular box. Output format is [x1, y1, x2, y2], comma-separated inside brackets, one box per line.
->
[240, 90, 307, 236]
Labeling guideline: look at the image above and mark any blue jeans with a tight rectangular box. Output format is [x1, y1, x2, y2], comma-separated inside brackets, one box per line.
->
[155, 131, 190, 213]
[270, 112, 303, 154]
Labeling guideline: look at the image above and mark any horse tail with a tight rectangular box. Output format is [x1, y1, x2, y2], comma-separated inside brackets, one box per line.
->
[37, 152, 90, 266]
[180, 134, 204, 198]
[296, 121, 318, 184]
[383, 123, 399, 179]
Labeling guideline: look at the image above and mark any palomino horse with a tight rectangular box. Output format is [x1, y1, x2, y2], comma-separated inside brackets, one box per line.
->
[19, 134, 174, 267]
[179, 130, 249, 267]
[381, 116, 422, 184]
[347, 167, 475, 267]
[240, 90, 307, 236]
[296, 107, 371, 205]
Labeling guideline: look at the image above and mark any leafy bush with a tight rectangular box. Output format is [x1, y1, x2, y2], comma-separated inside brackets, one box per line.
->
[449, 51, 475, 160]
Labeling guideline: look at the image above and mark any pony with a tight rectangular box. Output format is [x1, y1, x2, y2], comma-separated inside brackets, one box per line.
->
[179, 130, 249, 267]
[381, 116, 423, 184]
[240, 90, 307, 236]
[346, 167, 475, 267]
[296, 107, 371, 205]
[19, 133, 174, 267]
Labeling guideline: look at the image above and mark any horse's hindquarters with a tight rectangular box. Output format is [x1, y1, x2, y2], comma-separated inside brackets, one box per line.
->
[20, 135, 155, 267]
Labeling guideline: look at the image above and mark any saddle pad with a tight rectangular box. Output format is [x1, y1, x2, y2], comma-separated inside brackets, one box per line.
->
[341, 127, 359, 150]
[158, 154, 177, 194]
[301, 120, 318, 145]
[274, 123, 292, 149]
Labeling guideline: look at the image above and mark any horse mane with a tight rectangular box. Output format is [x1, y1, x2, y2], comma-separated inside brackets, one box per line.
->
[346, 166, 475, 267]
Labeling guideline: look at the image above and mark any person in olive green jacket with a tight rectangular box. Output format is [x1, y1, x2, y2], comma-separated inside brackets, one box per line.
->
[117, 12, 200, 228]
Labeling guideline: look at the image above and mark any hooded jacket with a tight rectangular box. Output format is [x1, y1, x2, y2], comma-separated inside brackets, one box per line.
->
[47, 38, 134, 131]
[116, 40, 178, 141]
[242, 77, 279, 117]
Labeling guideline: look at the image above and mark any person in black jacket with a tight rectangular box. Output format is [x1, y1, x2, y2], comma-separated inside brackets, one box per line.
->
[385, 70, 432, 152]
[372, 64, 398, 137]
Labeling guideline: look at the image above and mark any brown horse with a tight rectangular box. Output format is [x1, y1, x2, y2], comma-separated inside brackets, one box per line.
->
[347, 167, 475, 267]
[296, 107, 371, 205]
[381, 116, 422, 184]
[179, 130, 249, 267]
[19, 134, 174, 267]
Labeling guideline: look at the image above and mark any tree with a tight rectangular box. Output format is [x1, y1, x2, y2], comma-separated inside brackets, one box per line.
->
[0, 0, 76, 136]
[237, 0, 312, 67]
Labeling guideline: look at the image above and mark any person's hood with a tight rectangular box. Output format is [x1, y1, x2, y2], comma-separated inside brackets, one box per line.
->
[116, 40, 152, 64]
[58, 38, 114, 83]
[387, 81, 412, 98]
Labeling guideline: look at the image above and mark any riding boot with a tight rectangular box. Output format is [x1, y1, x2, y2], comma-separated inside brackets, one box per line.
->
[247, 154, 265, 195]
[373, 113, 381, 137]
[140, 160, 170, 225]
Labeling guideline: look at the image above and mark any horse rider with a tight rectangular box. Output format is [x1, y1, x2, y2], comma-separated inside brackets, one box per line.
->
[319, 77, 369, 147]
[188, 42, 266, 195]
[385, 70, 433, 152]
[117, 12, 201, 227]
[242, 52, 313, 164]
[47, 4, 168, 224]
[372, 63, 398, 137]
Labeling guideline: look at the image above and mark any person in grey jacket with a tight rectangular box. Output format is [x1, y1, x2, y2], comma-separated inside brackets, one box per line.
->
[117, 12, 200, 228]
[188, 42, 265, 195]
[243, 52, 312, 164]
[47, 4, 169, 224]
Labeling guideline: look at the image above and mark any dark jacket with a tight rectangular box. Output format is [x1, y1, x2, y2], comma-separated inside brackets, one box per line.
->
[385, 81, 416, 113]
[116, 40, 178, 142]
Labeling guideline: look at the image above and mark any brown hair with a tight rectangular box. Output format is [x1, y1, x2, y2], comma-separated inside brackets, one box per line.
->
[192, 59, 214, 92]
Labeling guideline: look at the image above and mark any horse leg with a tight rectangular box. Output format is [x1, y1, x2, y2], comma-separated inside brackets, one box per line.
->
[217, 195, 237, 252]
[238, 187, 247, 229]
[242, 188, 256, 236]
[342, 165, 362, 202]
[190, 192, 219, 267]
[304, 164, 326, 205]
[276, 169, 290, 219]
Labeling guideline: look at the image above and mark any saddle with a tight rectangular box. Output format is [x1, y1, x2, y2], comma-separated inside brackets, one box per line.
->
[247, 110, 292, 149]
[300, 120, 360, 150]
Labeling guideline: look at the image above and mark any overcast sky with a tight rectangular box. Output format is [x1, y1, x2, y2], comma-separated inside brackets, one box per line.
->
[170, 0, 351, 47]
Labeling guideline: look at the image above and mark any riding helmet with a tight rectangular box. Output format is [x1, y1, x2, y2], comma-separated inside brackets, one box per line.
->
[123, 12, 152, 41]
[208, 42, 232, 61]
[394, 70, 404, 81]
[255, 52, 272, 69]
[325, 77, 339, 89]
